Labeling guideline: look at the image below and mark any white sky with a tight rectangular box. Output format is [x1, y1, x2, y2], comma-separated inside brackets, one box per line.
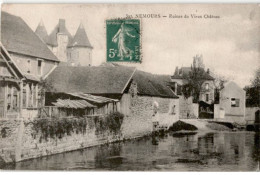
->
[2, 4, 260, 87]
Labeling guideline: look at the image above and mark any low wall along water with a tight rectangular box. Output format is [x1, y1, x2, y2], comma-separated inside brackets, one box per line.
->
[0, 113, 142, 163]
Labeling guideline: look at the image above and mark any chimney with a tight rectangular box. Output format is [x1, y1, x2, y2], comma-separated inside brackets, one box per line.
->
[58, 19, 66, 33]
[207, 68, 210, 74]
[174, 66, 179, 75]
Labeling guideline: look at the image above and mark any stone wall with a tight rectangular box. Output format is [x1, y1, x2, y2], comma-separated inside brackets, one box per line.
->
[0, 119, 21, 163]
[179, 96, 198, 118]
[0, 116, 126, 163]
[120, 92, 179, 138]
[1, 103, 167, 164]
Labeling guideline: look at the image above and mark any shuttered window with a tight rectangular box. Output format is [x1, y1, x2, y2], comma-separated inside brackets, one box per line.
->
[231, 98, 240, 107]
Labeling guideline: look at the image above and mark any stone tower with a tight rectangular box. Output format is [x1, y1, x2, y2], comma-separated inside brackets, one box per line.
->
[35, 19, 92, 66]
[67, 23, 93, 66]
[35, 19, 72, 63]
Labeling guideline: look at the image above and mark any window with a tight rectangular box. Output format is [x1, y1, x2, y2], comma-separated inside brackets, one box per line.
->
[37, 60, 43, 76]
[205, 83, 209, 90]
[27, 59, 31, 73]
[206, 94, 209, 102]
[231, 98, 240, 107]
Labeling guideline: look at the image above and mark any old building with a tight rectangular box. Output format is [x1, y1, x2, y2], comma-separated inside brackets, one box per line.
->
[1, 11, 59, 119]
[46, 64, 179, 133]
[170, 56, 215, 118]
[35, 19, 93, 66]
[214, 81, 246, 123]
[0, 43, 24, 118]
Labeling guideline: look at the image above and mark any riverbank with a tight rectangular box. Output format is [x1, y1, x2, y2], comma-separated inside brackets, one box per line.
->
[2, 131, 258, 171]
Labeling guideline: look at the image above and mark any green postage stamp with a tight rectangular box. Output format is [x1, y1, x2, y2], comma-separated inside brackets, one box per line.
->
[106, 19, 141, 62]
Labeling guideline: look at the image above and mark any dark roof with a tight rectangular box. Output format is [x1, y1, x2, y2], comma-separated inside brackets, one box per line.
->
[1, 12, 59, 62]
[35, 20, 49, 43]
[171, 67, 214, 80]
[46, 64, 178, 98]
[133, 70, 178, 98]
[47, 19, 73, 47]
[46, 65, 135, 94]
[69, 23, 92, 48]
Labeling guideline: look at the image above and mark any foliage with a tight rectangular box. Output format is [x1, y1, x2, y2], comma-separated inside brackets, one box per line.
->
[168, 120, 198, 132]
[212, 73, 229, 104]
[251, 67, 260, 88]
[38, 78, 56, 109]
[182, 66, 206, 103]
[94, 112, 124, 134]
[244, 68, 260, 107]
[31, 117, 87, 142]
[31, 112, 125, 142]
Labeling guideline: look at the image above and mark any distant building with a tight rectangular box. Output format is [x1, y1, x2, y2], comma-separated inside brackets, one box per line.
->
[35, 19, 93, 66]
[214, 81, 246, 123]
[1, 11, 59, 119]
[170, 56, 215, 118]
[171, 57, 215, 104]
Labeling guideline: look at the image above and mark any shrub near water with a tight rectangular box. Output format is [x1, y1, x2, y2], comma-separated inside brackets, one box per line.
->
[94, 112, 124, 134]
[30, 112, 125, 142]
[30, 117, 87, 142]
[169, 120, 198, 132]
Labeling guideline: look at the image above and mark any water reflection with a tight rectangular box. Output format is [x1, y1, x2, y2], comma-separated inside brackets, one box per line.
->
[1, 132, 259, 171]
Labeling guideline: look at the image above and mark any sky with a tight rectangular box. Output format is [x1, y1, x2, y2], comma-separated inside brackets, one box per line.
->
[2, 4, 260, 87]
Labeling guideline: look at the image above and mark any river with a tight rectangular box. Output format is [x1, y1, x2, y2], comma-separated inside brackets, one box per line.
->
[1, 131, 260, 171]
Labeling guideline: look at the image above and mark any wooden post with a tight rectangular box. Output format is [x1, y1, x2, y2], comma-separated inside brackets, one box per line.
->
[26, 83, 29, 108]
[4, 83, 7, 118]
[19, 81, 23, 118]
[31, 83, 34, 108]
[10, 86, 13, 111]
[35, 84, 38, 108]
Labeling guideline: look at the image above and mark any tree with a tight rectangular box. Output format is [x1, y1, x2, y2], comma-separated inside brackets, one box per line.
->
[212, 73, 229, 103]
[245, 68, 260, 107]
[182, 55, 207, 103]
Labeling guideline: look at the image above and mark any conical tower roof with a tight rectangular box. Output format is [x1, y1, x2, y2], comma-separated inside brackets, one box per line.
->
[70, 23, 92, 48]
[35, 19, 49, 43]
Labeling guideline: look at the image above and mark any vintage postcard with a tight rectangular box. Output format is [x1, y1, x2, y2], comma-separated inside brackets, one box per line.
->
[0, 4, 259, 171]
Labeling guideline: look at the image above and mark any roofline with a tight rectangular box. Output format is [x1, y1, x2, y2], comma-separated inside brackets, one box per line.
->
[67, 45, 93, 49]
[42, 63, 58, 80]
[171, 75, 214, 81]
[121, 68, 137, 94]
[7, 50, 60, 63]
[137, 93, 179, 99]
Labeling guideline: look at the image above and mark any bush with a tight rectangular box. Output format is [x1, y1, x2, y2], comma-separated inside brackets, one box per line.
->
[95, 112, 124, 134]
[31, 117, 87, 142]
[169, 120, 198, 132]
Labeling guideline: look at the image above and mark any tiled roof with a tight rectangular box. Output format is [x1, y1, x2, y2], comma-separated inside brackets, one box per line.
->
[52, 99, 96, 109]
[1, 12, 59, 62]
[46, 65, 135, 94]
[69, 23, 92, 48]
[46, 64, 178, 98]
[133, 70, 179, 98]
